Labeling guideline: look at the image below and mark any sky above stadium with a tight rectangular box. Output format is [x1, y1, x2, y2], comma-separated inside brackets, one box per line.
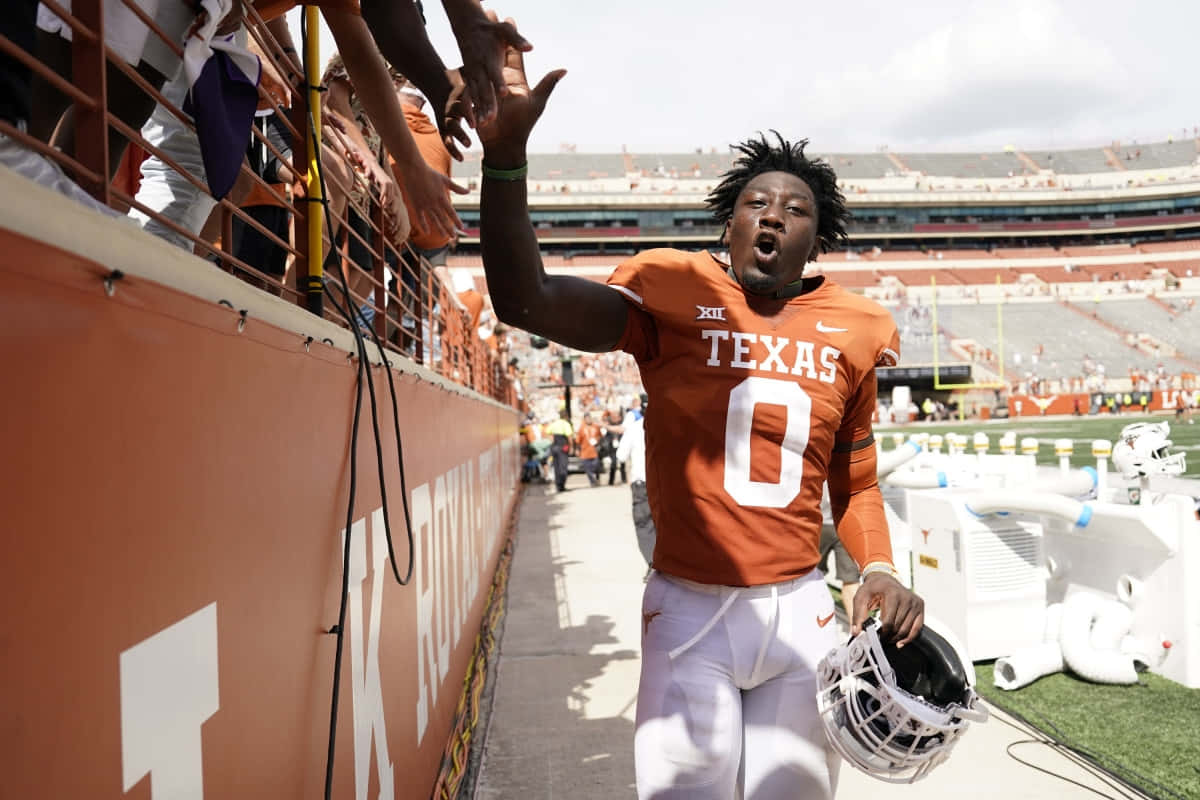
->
[296, 0, 1198, 154]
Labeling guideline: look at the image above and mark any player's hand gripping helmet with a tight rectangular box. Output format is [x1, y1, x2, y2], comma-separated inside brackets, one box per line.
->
[1112, 421, 1185, 480]
[816, 616, 987, 783]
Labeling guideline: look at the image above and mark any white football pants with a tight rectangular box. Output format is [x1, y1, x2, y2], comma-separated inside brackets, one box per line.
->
[636, 569, 841, 799]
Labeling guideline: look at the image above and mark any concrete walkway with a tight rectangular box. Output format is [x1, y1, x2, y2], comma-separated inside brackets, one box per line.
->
[474, 475, 1147, 799]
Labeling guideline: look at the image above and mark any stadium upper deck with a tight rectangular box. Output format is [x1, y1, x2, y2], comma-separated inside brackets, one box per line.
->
[501, 138, 1200, 182]
[451, 138, 1200, 250]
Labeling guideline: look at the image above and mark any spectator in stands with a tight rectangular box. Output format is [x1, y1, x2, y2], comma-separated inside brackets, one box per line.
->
[615, 399, 655, 578]
[575, 411, 602, 487]
[0, 0, 146, 213]
[387, 75, 457, 348]
[0, 0, 111, 209]
[391, 78, 455, 264]
[222, 39, 297, 288]
[128, 0, 510, 255]
[544, 409, 573, 493]
[360, 0, 529, 141]
[324, 51, 410, 242]
[32, 0, 202, 182]
[319, 52, 411, 317]
[228, 111, 295, 288]
[0, 4, 37, 153]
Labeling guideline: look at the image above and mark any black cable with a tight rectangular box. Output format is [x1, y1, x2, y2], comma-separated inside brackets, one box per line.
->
[301, 14, 418, 798]
[998, 709, 1136, 800]
[311, 122, 416, 589]
[1025, 706, 1187, 800]
[1003, 739, 1124, 800]
[990, 697, 1185, 800]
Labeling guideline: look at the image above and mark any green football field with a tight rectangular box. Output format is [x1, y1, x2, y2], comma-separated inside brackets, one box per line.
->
[876, 412, 1200, 479]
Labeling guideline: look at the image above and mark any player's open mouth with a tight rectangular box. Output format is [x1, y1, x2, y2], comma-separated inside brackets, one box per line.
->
[753, 232, 779, 264]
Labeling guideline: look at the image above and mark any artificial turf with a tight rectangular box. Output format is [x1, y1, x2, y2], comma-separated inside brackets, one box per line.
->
[974, 663, 1200, 799]
[877, 412, 1200, 478]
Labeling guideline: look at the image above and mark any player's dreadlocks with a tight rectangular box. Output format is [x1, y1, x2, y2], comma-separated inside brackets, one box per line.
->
[706, 131, 851, 256]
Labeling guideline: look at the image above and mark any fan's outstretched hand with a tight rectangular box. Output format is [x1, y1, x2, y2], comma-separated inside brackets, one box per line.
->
[477, 20, 565, 159]
[452, 7, 532, 128]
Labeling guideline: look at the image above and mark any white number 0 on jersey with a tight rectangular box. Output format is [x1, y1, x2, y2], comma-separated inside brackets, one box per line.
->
[723, 376, 812, 507]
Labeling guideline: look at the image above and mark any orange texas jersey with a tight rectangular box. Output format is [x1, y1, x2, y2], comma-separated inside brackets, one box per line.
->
[607, 248, 900, 587]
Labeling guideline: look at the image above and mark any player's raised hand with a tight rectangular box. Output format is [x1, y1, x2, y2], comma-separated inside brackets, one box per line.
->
[852, 572, 924, 647]
[477, 25, 566, 161]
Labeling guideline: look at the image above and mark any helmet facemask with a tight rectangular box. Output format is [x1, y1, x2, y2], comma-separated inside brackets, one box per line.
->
[816, 618, 987, 783]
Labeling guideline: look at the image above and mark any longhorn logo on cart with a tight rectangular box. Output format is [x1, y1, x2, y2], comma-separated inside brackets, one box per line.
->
[921, 528, 931, 544]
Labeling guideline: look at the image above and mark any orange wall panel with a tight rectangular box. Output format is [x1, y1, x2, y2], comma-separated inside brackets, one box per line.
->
[0, 229, 520, 799]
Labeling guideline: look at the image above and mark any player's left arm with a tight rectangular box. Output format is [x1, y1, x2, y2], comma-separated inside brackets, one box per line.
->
[828, 365, 924, 646]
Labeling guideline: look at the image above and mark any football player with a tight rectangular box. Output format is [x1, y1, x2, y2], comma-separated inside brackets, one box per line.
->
[477, 42, 924, 800]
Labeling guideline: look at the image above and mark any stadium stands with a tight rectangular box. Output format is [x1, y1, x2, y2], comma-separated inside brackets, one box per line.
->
[1081, 263, 1154, 281]
[489, 139, 1200, 184]
[1142, 240, 1200, 253]
[931, 300, 1196, 378]
[992, 247, 1061, 258]
[1114, 140, 1200, 170]
[1087, 299, 1200, 362]
[1022, 147, 1117, 174]
[816, 153, 900, 180]
[474, 139, 1200, 188]
[528, 153, 629, 179]
[448, 237, 1200, 299]
[883, 268, 958, 287]
[947, 266, 1018, 284]
[940, 250, 1001, 260]
[627, 153, 733, 179]
[897, 151, 1027, 179]
[822, 269, 879, 289]
[1061, 243, 1139, 258]
[1016, 266, 1091, 284]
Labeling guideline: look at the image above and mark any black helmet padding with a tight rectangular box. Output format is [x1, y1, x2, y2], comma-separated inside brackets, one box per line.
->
[881, 624, 971, 708]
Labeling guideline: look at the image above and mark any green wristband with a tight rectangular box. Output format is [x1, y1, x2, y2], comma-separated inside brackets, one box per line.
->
[481, 162, 529, 181]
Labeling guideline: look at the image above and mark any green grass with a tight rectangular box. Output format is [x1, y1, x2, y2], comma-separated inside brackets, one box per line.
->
[974, 663, 1200, 800]
[877, 413, 1200, 478]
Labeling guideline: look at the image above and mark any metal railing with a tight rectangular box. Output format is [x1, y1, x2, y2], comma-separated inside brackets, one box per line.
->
[0, 0, 515, 405]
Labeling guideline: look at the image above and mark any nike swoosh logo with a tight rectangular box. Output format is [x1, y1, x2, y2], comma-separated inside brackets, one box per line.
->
[643, 610, 662, 635]
[816, 321, 847, 333]
[817, 611, 836, 628]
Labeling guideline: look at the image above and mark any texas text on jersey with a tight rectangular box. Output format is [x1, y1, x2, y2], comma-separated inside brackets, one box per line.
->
[608, 248, 900, 587]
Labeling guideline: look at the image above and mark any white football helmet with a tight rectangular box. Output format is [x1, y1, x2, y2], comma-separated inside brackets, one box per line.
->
[816, 616, 987, 783]
[1111, 421, 1186, 480]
